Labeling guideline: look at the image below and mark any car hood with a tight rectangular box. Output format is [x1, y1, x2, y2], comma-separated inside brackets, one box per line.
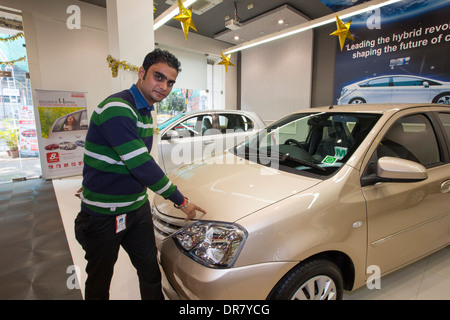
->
[153, 152, 322, 222]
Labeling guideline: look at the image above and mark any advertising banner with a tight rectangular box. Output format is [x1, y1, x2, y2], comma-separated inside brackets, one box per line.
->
[36, 89, 88, 179]
[18, 104, 39, 158]
[324, 0, 450, 105]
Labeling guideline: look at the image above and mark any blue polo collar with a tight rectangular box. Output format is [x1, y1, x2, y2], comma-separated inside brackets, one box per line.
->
[129, 84, 154, 111]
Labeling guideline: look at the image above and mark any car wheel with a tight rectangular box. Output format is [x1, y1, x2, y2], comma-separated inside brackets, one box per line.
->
[267, 258, 343, 300]
[349, 97, 366, 104]
[432, 93, 450, 105]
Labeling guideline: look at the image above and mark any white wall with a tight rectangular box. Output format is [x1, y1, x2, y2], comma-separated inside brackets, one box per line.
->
[156, 43, 208, 91]
[241, 30, 313, 122]
[155, 25, 237, 109]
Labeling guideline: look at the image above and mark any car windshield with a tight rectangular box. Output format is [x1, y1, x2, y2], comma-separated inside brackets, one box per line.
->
[158, 113, 185, 130]
[232, 111, 381, 177]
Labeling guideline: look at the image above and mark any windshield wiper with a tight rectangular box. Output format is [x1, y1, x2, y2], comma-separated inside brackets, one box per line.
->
[239, 150, 326, 172]
[278, 152, 326, 172]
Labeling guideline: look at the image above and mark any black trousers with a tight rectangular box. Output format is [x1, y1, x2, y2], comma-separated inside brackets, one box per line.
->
[74, 200, 164, 300]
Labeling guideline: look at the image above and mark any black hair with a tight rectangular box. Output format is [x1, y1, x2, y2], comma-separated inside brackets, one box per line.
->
[142, 48, 182, 79]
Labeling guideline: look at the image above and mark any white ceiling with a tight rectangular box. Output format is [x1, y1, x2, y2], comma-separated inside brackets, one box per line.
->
[78, 0, 333, 42]
[214, 4, 310, 44]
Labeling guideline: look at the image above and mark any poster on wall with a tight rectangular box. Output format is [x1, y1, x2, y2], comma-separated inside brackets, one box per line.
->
[18, 103, 39, 158]
[36, 89, 88, 179]
[323, 0, 450, 105]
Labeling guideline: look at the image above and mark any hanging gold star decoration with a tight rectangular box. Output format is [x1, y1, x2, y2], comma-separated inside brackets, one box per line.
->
[173, 0, 197, 40]
[330, 15, 355, 51]
[218, 52, 235, 73]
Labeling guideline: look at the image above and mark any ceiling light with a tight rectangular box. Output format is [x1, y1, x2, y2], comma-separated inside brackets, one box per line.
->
[154, 0, 200, 30]
[278, 19, 284, 24]
[224, 0, 402, 54]
[234, 35, 240, 40]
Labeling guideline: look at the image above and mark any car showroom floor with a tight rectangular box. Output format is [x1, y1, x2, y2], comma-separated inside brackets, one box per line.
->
[0, 177, 449, 300]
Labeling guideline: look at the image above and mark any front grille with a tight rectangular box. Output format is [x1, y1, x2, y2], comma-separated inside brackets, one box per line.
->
[152, 205, 189, 240]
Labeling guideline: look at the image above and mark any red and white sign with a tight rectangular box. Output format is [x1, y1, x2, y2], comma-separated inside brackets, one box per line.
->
[36, 89, 88, 179]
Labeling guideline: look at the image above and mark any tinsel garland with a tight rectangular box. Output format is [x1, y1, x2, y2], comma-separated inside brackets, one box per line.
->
[1, 56, 26, 66]
[104, 3, 156, 77]
[0, 32, 24, 42]
[0, 33, 26, 66]
[106, 55, 139, 78]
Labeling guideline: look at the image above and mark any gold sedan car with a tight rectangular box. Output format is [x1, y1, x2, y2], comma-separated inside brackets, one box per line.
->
[152, 104, 450, 300]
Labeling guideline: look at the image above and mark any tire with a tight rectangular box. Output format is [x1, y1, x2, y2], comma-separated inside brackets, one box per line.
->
[267, 258, 344, 300]
[432, 92, 450, 105]
[349, 97, 366, 104]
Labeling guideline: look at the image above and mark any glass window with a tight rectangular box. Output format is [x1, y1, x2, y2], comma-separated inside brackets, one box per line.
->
[80, 110, 88, 129]
[171, 115, 216, 137]
[218, 114, 254, 133]
[392, 76, 425, 86]
[52, 116, 66, 132]
[367, 77, 390, 87]
[438, 113, 450, 143]
[0, 26, 41, 183]
[201, 115, 215, 135]
[173, 116, 202, 137]
[426, 79, 441, 86]
[52, 110, 85, 132]
[233, 112, 381, 177]
[376, 114, 440, 166]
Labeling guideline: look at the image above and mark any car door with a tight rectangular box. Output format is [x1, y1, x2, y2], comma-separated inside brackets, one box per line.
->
[391, 76, 432, 103]
[160, 114, 215, 173]
[361, 108, 450, 274]
[363, 77, 392, 103]
[435, 109, 450, 195]
[199, 113, 225, 161]
[437, 111, 450, 148]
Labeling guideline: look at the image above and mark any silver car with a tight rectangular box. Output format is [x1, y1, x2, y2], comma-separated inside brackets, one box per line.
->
[337, 75, 450, 105]
[157, 110, 265, 173]
[59, 141, 77, 150]
[152, 103, 450, 300]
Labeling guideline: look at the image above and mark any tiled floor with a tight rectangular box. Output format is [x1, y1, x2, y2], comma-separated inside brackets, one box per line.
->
[0, 177, 449, 300]
[344, 245, 450, 300]
[0, 178, 81, 300]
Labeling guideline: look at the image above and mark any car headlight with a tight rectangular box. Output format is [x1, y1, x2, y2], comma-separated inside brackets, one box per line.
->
[340, 87, 348, 97]
[173, 221, 247, 269]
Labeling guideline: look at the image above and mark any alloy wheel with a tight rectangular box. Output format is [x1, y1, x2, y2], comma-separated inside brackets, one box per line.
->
[291, 275, 337, 300]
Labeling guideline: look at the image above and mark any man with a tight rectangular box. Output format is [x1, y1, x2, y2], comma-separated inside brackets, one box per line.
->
[75, 49, 206, 300]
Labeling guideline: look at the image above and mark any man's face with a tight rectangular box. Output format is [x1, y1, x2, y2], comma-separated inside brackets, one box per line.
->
[136, 62, 178, 106]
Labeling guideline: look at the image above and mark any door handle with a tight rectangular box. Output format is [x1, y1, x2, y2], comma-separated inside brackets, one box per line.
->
[441, 180, 450, 194]
[203, 140, 214, 145]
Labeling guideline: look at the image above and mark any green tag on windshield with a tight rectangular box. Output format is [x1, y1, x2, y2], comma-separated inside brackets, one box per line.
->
[322, 155, 338, 165]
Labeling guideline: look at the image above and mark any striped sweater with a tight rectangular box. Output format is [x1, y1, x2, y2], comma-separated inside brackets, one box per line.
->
[80, 84, 184, 215]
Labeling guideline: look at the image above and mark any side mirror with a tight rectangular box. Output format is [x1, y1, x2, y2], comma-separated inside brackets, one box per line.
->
[377, 156, 427, 181]
[161, 129, 182, 141]
[423, 81, 429, 88]
[361, 157, 427, 187]
[162, 130, 176, 140]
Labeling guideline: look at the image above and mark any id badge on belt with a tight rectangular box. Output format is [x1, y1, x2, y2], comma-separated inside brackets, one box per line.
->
[116, 214, 127, 233]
